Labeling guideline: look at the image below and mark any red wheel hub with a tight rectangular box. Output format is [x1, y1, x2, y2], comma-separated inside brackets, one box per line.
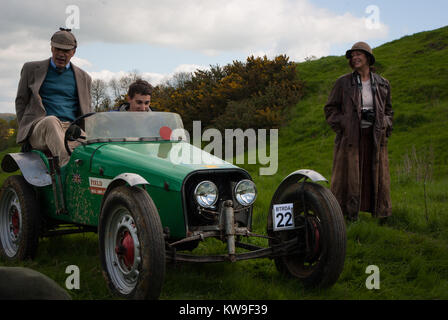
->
[11, 208, 20, 236]
[311, 219, 320, 256]
[115, 231, 135, 269]
[306, 217, 320, 261]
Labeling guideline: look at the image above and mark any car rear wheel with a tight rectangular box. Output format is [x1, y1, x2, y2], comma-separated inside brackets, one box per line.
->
[99, 185, 166, 299]
[268, 182, 346, 288]
[0, 175, 40, 260]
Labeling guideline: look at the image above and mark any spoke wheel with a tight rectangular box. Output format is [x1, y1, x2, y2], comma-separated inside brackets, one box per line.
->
[0, 188, 21, 257]
[99, 185, 165, 300]
[104, 208, 141, 295]
[0, 175, 40, 260]
[268, 182, 346, 288]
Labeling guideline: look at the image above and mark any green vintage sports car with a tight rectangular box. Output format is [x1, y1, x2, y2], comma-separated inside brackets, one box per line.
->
[0, 112, 346, 299]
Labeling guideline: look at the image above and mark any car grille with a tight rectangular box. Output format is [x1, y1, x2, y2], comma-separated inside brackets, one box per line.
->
[182, 169, 253, 230]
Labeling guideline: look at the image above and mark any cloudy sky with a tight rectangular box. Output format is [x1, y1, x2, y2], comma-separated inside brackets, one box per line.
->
[0, 0, 446, 113]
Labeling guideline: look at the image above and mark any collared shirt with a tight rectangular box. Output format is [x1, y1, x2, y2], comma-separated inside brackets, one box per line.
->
[50, 58, 71, 71]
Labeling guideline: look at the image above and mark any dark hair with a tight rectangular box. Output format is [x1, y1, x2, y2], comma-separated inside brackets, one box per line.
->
[128, 79, 154, 98]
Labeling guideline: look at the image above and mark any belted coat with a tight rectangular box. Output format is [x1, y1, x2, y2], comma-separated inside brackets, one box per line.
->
[324, 72, 393, 218]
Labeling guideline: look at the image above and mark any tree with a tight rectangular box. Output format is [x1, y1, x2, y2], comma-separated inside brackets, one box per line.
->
[108, 71, 142, 108]
[108, 78, 122, 104]
[304, 55, 317, 62]
[166, 72, 193, 89]
[91, 79, 109, 112]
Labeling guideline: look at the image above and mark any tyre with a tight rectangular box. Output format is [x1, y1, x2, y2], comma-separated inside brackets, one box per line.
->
[268, 182, 346, 288]
[0, 175, 40, 260]
[99, 185, 166, 300]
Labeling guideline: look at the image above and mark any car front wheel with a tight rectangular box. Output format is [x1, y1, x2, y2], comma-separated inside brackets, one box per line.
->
[99, 185, 165, 300]
[268, 182, 346, 288]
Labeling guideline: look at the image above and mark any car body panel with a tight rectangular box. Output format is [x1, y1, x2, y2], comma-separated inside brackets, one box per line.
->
[1, 151, 52, 187]
[35, 139, 239, 238]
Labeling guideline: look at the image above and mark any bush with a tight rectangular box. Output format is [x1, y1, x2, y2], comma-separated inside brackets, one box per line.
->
[152, 55, 304, 133]
[0, 118, 18, 152]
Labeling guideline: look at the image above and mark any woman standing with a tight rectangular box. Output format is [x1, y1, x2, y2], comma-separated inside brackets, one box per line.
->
[324, 42, 393, 221]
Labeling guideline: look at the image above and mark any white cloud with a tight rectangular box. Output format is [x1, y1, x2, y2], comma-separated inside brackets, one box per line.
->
[1, 0, 388, 58]
[0, 38, 50, 113]
[0, 0, 389, 113]
[173, 64, 206, 74]
[88, 63, 208, 86]
[88, 70, 129, 83]
[71, 56, 92, 69]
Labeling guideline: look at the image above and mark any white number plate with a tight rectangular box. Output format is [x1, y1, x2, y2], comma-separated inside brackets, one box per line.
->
[272, 203, 295, 231]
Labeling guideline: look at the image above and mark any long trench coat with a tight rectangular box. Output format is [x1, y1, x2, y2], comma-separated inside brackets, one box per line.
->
[324, 72, 393, 218]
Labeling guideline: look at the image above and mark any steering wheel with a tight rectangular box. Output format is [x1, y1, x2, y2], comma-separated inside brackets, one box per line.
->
[64, 112, 96, 156]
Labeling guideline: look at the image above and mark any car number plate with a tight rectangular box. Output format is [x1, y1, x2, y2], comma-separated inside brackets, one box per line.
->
[272, 203, 295, 231]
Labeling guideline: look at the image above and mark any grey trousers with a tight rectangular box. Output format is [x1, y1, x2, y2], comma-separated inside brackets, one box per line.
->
[28, 116, 80, 167]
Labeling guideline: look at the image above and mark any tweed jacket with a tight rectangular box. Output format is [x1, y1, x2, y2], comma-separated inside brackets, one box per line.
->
[15, 58, 92, 143]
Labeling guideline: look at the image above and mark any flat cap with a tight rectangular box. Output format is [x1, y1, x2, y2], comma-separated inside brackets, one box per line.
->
[51, 28, 77, 50]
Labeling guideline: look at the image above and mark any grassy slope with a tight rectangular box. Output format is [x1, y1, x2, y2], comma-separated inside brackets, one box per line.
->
[244, 25, 448, 299]
[1, 26, 448, 300]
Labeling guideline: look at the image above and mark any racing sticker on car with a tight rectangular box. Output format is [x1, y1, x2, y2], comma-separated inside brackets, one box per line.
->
[272, 203, 295, 231]
[89, 177, 112, 195]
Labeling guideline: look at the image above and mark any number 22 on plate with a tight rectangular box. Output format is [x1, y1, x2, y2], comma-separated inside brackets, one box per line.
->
[273, 203, 295, 231]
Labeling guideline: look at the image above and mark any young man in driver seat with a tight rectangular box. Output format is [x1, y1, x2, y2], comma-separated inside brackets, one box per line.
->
[116, 79, 153, 112]
[15, 28, 92, 167]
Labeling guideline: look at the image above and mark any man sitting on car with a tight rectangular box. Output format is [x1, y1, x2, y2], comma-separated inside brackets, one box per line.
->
[15, 28, 92, 167]
[115, 79, 153, 112]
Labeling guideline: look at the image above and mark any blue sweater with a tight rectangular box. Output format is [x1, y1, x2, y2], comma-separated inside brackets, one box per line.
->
[39, 64, 79, 122]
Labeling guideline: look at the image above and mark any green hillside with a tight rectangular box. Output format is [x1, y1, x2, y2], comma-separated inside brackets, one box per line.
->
[258, 25, 447, 176]
[241, 26, 448, 299]
[247, 25, 448, 230]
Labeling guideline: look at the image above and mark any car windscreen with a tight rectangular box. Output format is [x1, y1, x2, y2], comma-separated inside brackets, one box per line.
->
[84, 112, 184, 142]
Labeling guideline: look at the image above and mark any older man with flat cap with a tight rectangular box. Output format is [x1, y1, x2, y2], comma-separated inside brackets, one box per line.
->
[15, 28, 92, 166]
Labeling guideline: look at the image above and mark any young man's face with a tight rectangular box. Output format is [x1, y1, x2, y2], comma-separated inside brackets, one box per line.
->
[51, 46, 76, 69]
[127, 93, 151, 112]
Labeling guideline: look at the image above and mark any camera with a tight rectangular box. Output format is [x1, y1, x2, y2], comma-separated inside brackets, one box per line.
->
[361, 109, 375, 123]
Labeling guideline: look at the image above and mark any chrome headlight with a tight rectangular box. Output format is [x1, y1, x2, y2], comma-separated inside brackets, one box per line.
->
[194, 181, 218, 208]
[234, 179, 257, 206]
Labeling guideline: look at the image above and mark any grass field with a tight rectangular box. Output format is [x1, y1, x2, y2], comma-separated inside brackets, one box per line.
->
[1, 26, 448, 300]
